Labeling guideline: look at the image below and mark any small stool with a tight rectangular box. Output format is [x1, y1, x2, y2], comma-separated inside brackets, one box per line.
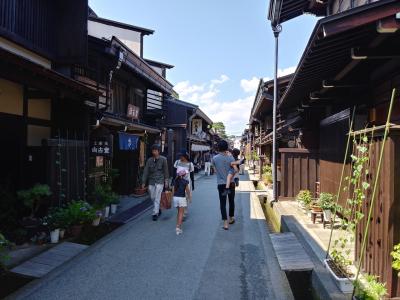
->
[311, 211, 324, 224]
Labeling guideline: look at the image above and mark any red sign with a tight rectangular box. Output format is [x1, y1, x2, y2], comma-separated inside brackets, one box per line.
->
[127, 104, 140, 119]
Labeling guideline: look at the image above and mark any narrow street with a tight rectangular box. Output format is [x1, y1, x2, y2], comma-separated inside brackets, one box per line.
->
[12, 174, 292, 300]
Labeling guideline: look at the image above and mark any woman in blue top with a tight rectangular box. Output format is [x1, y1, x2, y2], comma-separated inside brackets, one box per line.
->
[172, 169, 192, 235]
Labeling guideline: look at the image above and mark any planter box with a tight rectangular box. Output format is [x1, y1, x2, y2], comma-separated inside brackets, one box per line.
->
[324, 259, 355, 293]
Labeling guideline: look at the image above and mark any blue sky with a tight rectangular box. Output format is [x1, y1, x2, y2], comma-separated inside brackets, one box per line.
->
[89, 0, 317, 135]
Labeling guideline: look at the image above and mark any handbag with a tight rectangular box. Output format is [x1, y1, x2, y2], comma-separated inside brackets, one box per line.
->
[160, 189, 172, 210]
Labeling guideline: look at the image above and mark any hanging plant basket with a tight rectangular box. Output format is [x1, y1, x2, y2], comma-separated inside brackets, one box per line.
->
[324, 259, 355, 293]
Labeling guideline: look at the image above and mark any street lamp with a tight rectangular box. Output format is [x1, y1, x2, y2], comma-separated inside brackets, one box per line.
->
[268, 1, 283, 203]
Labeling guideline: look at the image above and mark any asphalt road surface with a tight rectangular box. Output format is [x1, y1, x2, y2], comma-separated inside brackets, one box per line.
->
[11, 173, 293, 300]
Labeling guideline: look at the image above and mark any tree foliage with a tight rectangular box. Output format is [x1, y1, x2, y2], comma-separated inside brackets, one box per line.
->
[212, 122, 228, 139]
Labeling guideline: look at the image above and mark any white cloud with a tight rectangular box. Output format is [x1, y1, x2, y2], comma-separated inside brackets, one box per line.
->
[211, 74, 229, 86]
[175, 75, 252, 135]
[278, 66, 296, 77]
[240, 77, 260, 93]
[174, 81, 204, 98]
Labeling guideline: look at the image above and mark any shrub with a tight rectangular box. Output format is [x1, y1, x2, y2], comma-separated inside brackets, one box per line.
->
[297, 190, 312, 208]
[319, 192, 335, 211]
[391, 243, 400, 277]
[17, 184, 51, 218]
[354, 275, 387, 300]
[64, 201, 96, 226]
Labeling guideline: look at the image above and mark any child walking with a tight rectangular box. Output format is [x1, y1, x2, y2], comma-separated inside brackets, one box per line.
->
[222, 148, 243, 196]
[173, 169, 192, 235]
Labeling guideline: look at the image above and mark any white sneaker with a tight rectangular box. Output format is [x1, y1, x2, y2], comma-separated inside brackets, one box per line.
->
[176, 228, 183, 235]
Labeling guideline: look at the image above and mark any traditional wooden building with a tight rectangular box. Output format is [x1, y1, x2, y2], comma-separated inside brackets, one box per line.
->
[165, 97, 213, 172]
[268, 0, 400, 297]
[0, 0, 101, 204]
[74, 11, 175, 195]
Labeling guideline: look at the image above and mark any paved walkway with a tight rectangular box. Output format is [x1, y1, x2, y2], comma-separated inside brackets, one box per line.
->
[11, 173, 293, 300]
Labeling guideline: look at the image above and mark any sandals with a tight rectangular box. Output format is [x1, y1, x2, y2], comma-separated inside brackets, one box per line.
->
[223, 221, 229, 230]
[229, 218, 235, 225]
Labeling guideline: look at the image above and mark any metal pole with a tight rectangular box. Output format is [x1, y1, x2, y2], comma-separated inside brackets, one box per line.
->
[272, 24, 282, 203]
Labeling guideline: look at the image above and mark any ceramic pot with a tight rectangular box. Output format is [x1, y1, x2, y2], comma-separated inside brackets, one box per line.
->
[59, 229, 65, 239]
[50, 229, 60, 244]
[111, 204, 118, 214]
[92, 217, 101, 226]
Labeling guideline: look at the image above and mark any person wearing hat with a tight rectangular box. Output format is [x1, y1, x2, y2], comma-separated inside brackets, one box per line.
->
[142, 144, 169, 221]
[173, 149, 194, 219]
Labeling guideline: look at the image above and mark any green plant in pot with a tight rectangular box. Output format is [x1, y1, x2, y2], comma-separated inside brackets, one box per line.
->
[297, 190, 312, 211]
[65, 201, 96, 237]
[43, 208, 63, 244]
[134, 166, 147, 195]
[17, 184, 52, 221]
[319, 192, 335, 221]
[354, 274, 387, 300]
[391, 243, 400, 277]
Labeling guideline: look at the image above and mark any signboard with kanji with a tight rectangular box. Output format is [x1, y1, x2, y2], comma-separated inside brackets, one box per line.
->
[90, 126, 113, 157]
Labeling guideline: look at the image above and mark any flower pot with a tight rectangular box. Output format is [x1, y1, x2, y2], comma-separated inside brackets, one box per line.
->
[103, 206, 110, 218]
[111, 204, 118, 214]
[324, 259, 355, 293]
[307, 210, 312, 218]
[70, 225, 83, 237]
[323, 210, 332, 221]
[92, 217, 101, 226]
[311, 205, 322, 213]
[50, 229, 60, 244]
[59, 229, 65, 239]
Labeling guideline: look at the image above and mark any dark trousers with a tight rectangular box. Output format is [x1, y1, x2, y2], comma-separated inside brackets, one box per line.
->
[217, 183, 235, 220]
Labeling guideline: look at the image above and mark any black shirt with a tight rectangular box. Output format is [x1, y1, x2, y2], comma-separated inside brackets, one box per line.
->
[174, 178, 189, 197]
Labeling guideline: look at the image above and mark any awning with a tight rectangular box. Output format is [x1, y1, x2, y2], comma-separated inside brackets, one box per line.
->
[101, 113, 161, 134]
[191, 144, 210, 152]
[279, 0, 400, 111]
[0, 46, 101, 100]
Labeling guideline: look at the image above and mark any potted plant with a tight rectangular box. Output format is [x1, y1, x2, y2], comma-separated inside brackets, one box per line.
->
[391, 243, 400, 277]
[92, 210, 102, 227]
[65, 201, 96, 237]
[43, 208, 64, 244]
[354, 275, 387, 300]
[110, 196, 119, 215]
[296, 190, 312, 211]
[319, 192, 335, 220]
[325, 247, 355, 293]
[17, 184, 52, 225]
[134, 166, 147, 196]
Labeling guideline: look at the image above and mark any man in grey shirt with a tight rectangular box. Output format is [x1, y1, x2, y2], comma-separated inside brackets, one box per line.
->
[142, 144, 169, 221]
[212, 140, 235, 230]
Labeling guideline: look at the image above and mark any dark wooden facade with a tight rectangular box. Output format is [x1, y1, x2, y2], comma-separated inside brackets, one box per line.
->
[279, 148, 319, 199]
[0, 0, 98, 203]
[264, 0, 400, 296]
[355, 129, 400, 298]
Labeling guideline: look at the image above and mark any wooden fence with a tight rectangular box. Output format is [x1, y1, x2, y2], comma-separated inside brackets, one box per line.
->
[355, 129, 400, 298]
[279, 148, 319, 199]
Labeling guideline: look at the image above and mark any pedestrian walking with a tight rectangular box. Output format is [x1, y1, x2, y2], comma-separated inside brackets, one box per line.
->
[142, 144, 169, 221]
[172, 169, 191, 235]
[212, 140, 236, 230]
[173, 150, 194, 219]
[204, 151, 212, 176]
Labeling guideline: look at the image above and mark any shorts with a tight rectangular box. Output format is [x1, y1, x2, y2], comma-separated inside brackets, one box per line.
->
[228, 168, 236, 176]
[174, 196, 187, 208]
